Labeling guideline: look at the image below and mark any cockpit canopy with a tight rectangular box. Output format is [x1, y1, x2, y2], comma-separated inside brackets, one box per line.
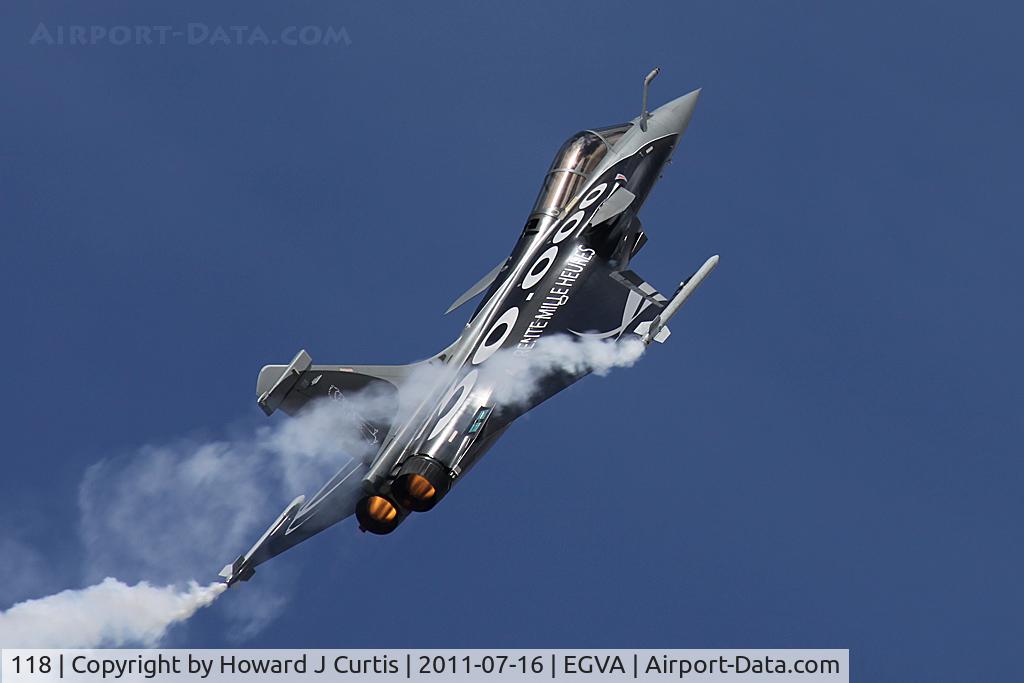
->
[527, 123, 631, 228]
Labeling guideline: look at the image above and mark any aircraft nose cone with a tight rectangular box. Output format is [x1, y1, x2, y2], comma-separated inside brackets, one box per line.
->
[649, 88, 701, 136]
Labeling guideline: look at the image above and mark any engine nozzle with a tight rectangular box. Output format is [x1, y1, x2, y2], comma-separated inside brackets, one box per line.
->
[355, 495, 402, 534]
[393, 455, 451, 512]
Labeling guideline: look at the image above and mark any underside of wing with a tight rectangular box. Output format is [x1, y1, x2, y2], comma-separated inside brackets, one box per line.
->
[220, 457, 369, 585]
[218, 351, 426, 585]
[481, 266, 670, 433]
[560, 265, 671, 342]
[256, 350, 416, 440]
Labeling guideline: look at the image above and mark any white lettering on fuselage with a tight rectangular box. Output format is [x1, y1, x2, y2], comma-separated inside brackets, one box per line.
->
[515, 245, 595, 353]
[472, 173, 617, 363]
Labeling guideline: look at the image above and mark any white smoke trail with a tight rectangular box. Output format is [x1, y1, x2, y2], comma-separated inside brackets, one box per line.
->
[519, 334, 646, 376]
[77, 399, 382, 588]
[0, 399, 377, 649]
[0, 335, 644, 647]
[484, 335, 647, 408]
[0, 578, 225, 647]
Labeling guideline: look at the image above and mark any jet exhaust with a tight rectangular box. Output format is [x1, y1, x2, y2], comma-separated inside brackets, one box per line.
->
[355, 495, 403, 534]
[393, 455, 451, 512]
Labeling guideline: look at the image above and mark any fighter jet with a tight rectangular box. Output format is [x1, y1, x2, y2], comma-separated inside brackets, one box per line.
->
[221, 69, 718, 586]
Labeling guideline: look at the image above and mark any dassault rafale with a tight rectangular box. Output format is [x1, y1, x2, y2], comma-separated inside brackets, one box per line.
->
[221, 69, 718, 586]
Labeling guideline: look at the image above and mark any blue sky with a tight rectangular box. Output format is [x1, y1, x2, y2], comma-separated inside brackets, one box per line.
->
[1, 1, 1021, 679]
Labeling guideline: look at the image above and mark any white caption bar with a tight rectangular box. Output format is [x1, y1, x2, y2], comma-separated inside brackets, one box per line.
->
[1, 650, 848, 683]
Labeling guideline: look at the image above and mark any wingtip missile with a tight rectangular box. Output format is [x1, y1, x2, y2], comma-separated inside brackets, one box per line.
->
[641, 254, 719, 344]
[219, 555, 256, 588]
